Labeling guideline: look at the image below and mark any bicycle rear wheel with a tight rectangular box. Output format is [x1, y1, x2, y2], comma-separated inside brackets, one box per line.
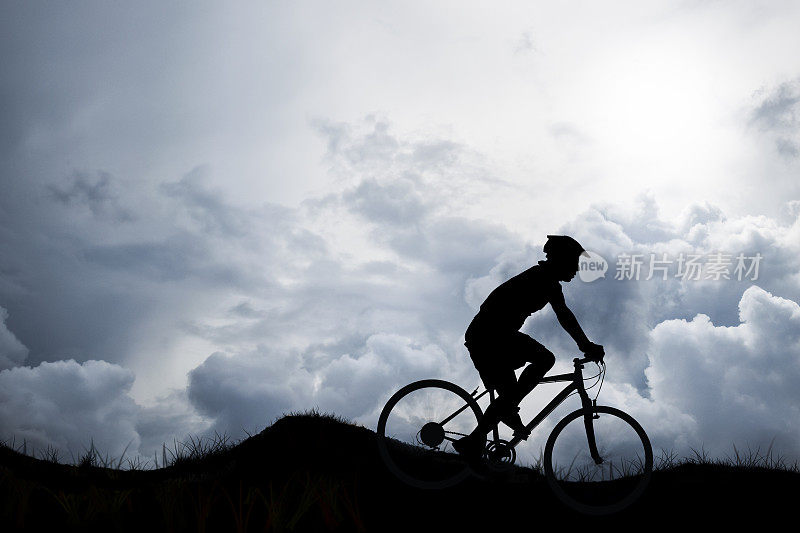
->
[544, 405, 652, 515]
[377, 379, 483, 489]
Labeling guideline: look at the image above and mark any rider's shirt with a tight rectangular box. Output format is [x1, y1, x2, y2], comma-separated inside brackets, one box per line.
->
[467, 261, 563, 337]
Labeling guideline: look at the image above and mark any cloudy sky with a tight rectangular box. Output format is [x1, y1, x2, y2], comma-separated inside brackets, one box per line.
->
[2, 1, 800, 466]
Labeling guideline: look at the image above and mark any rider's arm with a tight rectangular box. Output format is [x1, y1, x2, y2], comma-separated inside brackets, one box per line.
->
[550, 294, 601, 355]
[550, 290, 605, 359]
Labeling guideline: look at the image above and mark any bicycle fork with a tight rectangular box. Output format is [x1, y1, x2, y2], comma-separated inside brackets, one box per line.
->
[577, 368, 603, 465]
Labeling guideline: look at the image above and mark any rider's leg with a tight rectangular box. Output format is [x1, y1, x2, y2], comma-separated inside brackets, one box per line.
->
[492, 335, 554, 438]
[516, 341, 555, 397]
[466, 335, 554, 438]
[489, 371, 528, 435]
[473, 368, 519, 435]
[454, 367, 517, 458]
[455, 333, 546, 456]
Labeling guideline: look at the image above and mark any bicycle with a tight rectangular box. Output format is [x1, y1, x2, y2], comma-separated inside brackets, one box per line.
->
[376, 356, 653, 515]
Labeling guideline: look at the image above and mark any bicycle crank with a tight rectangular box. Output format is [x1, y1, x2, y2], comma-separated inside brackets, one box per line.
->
[485, 440, 517, 470]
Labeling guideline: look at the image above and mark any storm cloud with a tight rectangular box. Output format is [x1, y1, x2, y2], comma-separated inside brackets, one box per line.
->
[0, 359, 140, 458]
[1, 2, 800, 467]
[0, 306, 27, 370]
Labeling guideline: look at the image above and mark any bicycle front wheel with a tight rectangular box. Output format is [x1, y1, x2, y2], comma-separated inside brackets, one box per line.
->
[544, 405, 652, 515]
[377, 379, 483, 489]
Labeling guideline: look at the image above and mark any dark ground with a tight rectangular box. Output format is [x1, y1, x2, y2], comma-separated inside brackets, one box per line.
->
[1, 413, 796, 531]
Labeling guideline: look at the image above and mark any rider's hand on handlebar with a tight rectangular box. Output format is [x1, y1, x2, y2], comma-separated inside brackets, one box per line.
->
[581, 342, 605, 362]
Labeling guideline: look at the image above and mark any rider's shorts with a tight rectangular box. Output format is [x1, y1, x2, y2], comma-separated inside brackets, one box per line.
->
[465, 319, 551, 389]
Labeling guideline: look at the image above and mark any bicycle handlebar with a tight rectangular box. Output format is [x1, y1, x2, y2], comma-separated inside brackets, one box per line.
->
[574, 355, 604, 365]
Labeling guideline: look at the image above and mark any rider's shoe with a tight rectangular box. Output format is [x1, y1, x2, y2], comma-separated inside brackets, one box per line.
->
[512, 426, 531, 441]
[499, 406, 530, 440]
[453, 434, 485, 460]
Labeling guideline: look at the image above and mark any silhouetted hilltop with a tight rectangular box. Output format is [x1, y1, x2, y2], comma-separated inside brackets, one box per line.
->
[1, 412, 797, 531]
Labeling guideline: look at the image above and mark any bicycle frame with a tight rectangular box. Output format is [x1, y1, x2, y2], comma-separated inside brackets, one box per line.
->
[447, 357, 603, 463]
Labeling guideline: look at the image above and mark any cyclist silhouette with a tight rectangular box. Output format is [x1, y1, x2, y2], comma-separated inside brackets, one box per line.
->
[454, 235, 605, 459]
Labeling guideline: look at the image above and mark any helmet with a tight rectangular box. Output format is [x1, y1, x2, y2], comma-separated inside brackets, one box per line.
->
[543, 235, 588, 261]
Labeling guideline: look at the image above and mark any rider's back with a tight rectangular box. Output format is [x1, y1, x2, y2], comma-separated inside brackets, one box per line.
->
[472, 261, 562, 332]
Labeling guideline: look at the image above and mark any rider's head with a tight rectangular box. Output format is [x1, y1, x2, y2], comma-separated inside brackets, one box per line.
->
[543, 235, 588, 281]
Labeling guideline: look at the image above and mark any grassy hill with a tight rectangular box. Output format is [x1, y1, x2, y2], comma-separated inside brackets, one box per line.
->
[1, 412, 797, 531]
